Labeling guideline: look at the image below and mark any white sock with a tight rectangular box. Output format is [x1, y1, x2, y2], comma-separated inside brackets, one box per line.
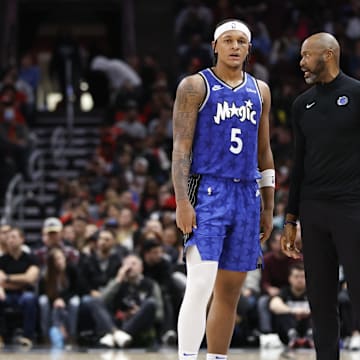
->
[207, 354, 227, 360]
[178, 246, 218, 357]
[179, 352, 198, 360]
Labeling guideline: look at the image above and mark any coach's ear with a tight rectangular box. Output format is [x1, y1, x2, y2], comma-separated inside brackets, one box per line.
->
[324, 48, 334, 62]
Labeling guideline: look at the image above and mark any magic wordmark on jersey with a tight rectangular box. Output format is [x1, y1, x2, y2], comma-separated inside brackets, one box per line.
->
[213, 99, 257, 125]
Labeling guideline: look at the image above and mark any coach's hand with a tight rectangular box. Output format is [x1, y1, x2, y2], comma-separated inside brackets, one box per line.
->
[176, 199, 197, 235]
[281, 223, 302, 259]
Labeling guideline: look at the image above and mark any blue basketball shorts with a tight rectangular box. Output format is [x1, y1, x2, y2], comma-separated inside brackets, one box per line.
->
[185, 174, 262, 272]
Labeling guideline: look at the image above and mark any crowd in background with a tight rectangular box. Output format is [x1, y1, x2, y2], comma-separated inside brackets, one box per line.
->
[1, 0, 360, 351]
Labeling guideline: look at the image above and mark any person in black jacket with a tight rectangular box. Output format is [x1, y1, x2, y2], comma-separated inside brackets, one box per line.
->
[78, 229, 128, 298]
[281, 32, 360, 360]
[76, 229, 128, 342]
[82, 253, 163, 348]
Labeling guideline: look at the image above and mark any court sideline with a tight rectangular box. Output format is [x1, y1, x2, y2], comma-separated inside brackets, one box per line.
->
[0, 348, 359, 360]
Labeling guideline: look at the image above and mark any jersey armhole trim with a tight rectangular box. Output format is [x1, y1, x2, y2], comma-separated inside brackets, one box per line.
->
[198, 71, 210, 112]
[254, 77, 263, 117]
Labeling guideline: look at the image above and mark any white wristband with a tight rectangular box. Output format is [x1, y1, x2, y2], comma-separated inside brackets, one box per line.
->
[257, 169, 275, 188]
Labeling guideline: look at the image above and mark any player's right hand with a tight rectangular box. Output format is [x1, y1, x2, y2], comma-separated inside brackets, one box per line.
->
[176, 199, 197, 235]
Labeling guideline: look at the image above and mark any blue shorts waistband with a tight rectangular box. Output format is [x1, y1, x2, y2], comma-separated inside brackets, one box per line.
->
[192, 174, 258, 183]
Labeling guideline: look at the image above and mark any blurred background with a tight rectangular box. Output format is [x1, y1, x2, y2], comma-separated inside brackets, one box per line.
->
[0, 0, 359, 353]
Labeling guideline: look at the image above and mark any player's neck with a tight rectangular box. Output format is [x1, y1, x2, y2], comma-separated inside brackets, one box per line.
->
[212, 64, 244, 87]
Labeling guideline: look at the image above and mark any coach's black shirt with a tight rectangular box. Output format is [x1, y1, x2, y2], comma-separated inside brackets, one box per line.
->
[287, 71, 360, 216]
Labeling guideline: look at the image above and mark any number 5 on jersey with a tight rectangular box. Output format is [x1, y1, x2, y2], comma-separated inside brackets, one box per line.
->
[230, 128, 243, 154]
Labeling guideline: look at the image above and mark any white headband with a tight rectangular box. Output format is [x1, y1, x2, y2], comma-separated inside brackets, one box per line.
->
[214, 21, 251, 42]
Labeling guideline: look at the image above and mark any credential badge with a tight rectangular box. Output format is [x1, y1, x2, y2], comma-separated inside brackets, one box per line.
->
[337, 95, 348, 106]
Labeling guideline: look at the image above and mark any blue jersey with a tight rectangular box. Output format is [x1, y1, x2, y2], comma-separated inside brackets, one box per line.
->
[190, 68, 262, 180]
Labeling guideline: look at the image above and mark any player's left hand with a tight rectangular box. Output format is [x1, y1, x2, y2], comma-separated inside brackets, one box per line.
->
[260, 208, 273, 244]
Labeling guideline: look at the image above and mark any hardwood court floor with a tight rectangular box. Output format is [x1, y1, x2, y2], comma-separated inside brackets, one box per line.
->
[0, 348, 359, 360]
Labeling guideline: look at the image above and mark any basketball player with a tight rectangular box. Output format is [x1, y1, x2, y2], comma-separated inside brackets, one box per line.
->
[281, 32, 360, 360]
[172, 19, 275, 360]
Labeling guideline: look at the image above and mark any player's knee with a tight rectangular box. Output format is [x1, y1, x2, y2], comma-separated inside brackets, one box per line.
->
[186, 263, 217, 298]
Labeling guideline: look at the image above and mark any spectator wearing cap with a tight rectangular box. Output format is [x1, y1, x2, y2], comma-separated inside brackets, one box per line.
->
[33, 217, 79, 272]
[34, 218, 80, 343]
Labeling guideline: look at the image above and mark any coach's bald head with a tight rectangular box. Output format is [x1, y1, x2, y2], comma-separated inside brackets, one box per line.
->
[300, 32, 341, 84]
[303, 32, 340, 66]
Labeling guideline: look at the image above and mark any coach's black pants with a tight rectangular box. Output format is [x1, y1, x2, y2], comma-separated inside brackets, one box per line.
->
[300, 199, 360, 360]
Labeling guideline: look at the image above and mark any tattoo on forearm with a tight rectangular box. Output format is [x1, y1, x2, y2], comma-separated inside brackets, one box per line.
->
[172, 151, 191, 201]
[172, 79, 203, 202]
[173, 114, 195, 141]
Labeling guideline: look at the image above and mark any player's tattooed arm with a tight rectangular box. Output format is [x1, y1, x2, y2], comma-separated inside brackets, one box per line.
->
[172, 75, 205, 202]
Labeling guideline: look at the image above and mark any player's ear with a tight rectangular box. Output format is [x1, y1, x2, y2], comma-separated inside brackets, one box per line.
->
[244, 43, 252, 66]
[212, 40, 218, 65]
[247, 42, 252, 57]
[212, 40, 216, 52]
